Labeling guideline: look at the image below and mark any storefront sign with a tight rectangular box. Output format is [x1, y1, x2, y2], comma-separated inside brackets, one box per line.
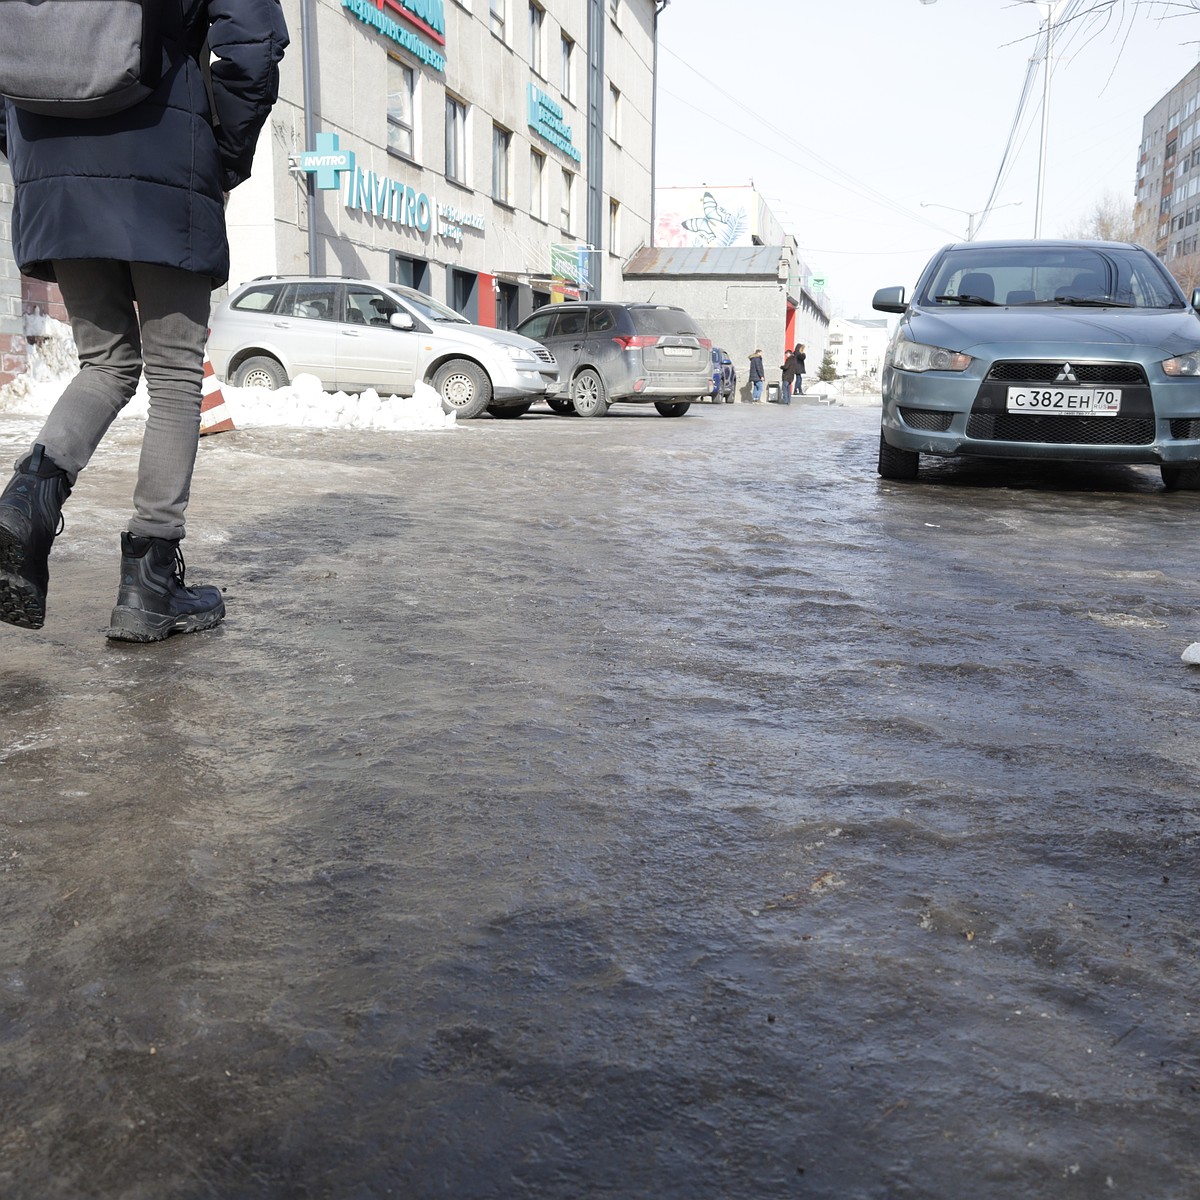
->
[342, 0, 446, 73]
[528, 85, 582, 163]
[342, 153, 485, 244]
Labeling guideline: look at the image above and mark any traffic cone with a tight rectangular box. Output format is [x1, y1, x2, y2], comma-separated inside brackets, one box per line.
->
[199, 353, 236, 435]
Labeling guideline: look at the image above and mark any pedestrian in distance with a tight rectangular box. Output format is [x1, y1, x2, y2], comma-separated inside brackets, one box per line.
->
[0, 0, 289, 641]
[792, 343, 807, 397]
[748, 349, 765, 403]
[780, 347, 798, 405]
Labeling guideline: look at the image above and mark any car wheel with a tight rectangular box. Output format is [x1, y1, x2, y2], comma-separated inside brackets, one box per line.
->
[877, 431, 920, 481]
[572, 369, 609, 417]
[233, 355, 288, 390]
[487, 402, 532, 419]
[545, 396, 575, 415]
[655, 401, 691, 417]
[434, 359, 492, 419]
[1160, 463, 1200, 490]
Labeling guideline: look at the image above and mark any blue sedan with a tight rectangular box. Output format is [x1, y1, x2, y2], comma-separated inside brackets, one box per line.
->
[872, 240, 1200, 489]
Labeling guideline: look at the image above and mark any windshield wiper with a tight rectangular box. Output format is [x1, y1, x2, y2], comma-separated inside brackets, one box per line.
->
[1052, 296, 1135, 308]
[934, 293, 997, 306]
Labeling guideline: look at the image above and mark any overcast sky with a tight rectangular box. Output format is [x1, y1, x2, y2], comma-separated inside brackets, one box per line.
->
[653, 0, 1200, 317]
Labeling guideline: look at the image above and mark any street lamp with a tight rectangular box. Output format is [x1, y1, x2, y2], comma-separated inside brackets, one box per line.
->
[920, 200, 1023, 242]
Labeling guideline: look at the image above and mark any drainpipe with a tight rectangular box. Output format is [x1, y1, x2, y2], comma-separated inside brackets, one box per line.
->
[650, 1, 669, 246]
[300, 0, 319, 272]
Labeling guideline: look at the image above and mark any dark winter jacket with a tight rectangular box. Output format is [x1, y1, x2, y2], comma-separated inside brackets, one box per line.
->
[748, 353, 765, 382]
[0, 0, 288, 286]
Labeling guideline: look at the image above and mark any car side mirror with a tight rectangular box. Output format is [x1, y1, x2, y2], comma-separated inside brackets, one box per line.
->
[872, 286, 907, 314]
[389, 311, 415, 331]
[1192, 288, 1200, 312]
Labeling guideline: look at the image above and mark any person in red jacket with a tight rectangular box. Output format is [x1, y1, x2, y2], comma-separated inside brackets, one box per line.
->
[0, 0, 288, 641]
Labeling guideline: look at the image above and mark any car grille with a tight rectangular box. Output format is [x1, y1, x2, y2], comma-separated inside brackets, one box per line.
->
[987, 361, 1147, 385]
[1170, 418, 1200, 439]
[898, 407, 953, 432]
[530, 346, 556, 365]
[965, 413, 1155, 445]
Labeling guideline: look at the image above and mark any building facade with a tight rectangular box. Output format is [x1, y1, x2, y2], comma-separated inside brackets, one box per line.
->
[826, 317, 890, 383]
[0, 0, 663, 384]
[1134, 61, 1200, 293]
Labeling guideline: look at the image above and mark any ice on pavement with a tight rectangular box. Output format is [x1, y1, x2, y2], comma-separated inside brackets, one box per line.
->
[0, 315, 456, 432]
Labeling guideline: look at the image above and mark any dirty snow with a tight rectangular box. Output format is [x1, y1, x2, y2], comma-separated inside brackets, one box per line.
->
[0, 316, 456, 432]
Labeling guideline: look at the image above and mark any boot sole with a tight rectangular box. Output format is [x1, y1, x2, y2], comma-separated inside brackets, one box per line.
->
[106, 602, 226, 643]
[0, 527, 46, 629]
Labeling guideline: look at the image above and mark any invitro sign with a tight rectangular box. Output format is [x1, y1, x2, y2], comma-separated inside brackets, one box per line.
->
[343, 159, 485, 244]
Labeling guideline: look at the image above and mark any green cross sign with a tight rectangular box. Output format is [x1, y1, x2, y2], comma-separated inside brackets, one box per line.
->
[299, 133, 356, 191]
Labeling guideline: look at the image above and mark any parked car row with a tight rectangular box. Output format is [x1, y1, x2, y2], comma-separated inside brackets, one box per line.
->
[206, 278, 715, 420]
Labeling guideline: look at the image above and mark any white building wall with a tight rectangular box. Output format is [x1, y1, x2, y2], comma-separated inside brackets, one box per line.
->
[225, 0, 658, 318]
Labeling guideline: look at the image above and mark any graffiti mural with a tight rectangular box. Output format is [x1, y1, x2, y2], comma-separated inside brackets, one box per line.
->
[656, 189, 749, 249]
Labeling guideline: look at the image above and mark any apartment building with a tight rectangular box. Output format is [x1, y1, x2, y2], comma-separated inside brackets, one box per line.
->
[826, 317, 890, 382]
[1134, 61, 1200, 291]
[1, 0, 662, 383]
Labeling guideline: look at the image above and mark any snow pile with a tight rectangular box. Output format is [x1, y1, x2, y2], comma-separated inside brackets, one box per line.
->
[0, 316, 456, 432]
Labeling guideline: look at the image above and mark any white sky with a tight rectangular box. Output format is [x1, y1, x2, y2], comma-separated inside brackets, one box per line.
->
[654, 0, 1200, 317]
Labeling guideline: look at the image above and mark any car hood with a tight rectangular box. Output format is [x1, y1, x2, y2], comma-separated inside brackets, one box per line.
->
[906, 306, 1200, 358]
[427, 321, 546, 355]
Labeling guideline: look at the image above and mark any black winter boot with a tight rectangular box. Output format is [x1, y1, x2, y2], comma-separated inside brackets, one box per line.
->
[0, 443, 72, 629]
[106, 533, 225, 643]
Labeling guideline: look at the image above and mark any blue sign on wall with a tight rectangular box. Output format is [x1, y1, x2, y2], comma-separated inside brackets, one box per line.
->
[299, 132, 356, 190]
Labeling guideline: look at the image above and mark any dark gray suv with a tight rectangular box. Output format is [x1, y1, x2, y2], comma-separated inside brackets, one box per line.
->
[515, 301, 712, 417]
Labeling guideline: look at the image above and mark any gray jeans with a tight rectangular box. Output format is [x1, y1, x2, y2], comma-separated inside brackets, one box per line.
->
[32, 260, 213, 541]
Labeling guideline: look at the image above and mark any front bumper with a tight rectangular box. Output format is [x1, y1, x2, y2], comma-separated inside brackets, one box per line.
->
[881, 361, 1200, 467]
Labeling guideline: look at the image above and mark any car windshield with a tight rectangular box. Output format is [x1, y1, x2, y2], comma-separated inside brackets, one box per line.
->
[919, 246, 1185, 310]
[389, 284, 470, 324]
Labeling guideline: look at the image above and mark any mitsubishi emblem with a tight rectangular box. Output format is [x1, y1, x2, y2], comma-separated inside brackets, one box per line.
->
[1055, 363, 1078, 384]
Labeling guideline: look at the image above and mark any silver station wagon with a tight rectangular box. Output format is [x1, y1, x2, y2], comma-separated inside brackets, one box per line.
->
[206, 276, 558, 419]
[873, 240, 1200, 489]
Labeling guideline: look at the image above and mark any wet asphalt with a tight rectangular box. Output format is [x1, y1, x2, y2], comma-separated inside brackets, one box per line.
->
[2, 399, 1199, 1199]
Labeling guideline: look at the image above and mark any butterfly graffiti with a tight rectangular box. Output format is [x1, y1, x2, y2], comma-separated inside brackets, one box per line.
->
[681, 192, 747, 247]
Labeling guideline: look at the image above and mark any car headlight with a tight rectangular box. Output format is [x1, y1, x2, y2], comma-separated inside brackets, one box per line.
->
[890, 338, 973, 373]
[505, 345, 538, 364]
[1162, 350, 1200, 376]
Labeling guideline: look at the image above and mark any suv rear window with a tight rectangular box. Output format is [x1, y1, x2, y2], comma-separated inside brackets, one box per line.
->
[629, 307, 703, 336]
[232, 284, 283, 313]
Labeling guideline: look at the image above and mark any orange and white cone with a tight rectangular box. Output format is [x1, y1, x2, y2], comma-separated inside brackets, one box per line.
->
[199, 353, 236, 435]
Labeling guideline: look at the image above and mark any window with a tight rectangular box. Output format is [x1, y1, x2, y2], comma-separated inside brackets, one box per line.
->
[283, 282, 339, 321]
[609, 198, 620, 255]
[607, 84, 621, 143]
[529, 2, 544, 74]
[492, 124, 512, 204]
[390, 252, 430, 293]
[560, 34, 574, 102]
[490, 0, 505, 40]
[530, 149, 546, 220]
[445, 95, 467, 184]
[387, 58, 415, 158]
[345, 286, 400, 326]
[560, 168, 574, 231]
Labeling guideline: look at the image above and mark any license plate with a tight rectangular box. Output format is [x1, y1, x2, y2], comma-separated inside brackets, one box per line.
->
[662, 346, 690, 357]
[1006, 386, 1121, 414]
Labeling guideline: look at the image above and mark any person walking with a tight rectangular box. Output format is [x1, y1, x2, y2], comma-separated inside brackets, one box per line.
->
[792, 343, 807, 397]
[0, 0, 288, 641]
[748, 349, 765, 403]
[780, 347, 797, 405]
